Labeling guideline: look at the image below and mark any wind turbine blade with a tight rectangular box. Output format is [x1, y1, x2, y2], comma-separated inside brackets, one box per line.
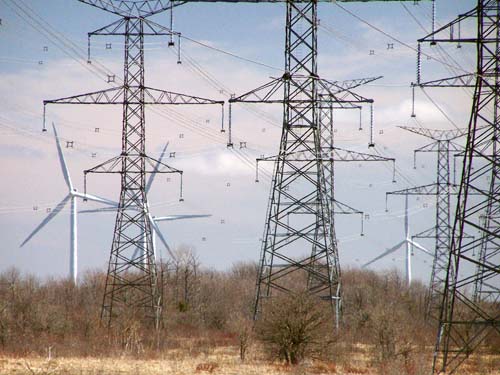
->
[20, 195, 71, 247]
[148, 215, 177, 261]
[74, 192, 118, 206]
[132, 247, 141, 262]
[153, 214, 212, 222]
[362, 240, 406, 268]
[80, 206, 142, 214]
[52, 122, 73, 191]
[79, 207, 118, 214]
[409, 240, 432, 256]
[146, 142, 169, 193]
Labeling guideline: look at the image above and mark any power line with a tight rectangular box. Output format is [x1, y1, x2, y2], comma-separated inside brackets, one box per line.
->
[334, 2, 469, 75]
[181, 34, 283, 72]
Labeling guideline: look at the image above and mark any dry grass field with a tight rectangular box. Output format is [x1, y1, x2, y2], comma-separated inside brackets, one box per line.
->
[0, 345, 499, 375]
[0, 353, 385, 375]
[0, 350, 338, 375]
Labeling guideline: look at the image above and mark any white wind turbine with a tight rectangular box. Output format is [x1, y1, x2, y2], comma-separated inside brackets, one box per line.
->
[20, 122, 116, 284]
[80, 142, 211, 263]
[362, 195, 431, 285]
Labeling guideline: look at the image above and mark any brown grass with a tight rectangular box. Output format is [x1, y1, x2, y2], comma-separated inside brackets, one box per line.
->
[0, 346, 498, 375]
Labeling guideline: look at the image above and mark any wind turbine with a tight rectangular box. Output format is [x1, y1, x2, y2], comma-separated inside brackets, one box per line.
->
[80, 142, 212, 262]
[20, 122, 116, 284]
[362, 195, 431, 284]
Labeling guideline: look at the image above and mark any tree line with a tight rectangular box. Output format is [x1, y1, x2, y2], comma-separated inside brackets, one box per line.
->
[0, 247, 498, 375]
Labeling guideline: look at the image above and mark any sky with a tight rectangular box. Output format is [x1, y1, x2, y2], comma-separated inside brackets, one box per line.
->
[0, 0, 482, 284]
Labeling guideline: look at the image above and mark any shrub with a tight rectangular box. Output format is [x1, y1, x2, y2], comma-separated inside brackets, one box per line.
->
[257, 292, 331, 365]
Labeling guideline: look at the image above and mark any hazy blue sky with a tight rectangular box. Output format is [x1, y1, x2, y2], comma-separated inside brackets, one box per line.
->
[0, 0, 480, 283]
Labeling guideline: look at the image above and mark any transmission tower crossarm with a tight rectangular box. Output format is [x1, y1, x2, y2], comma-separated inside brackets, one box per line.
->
[415, 73, 476, 88]
[414, 141, 463, 155]
[256, 147, 394, 163]
[78, 0, 177, 18]
[413, 226, 436, 239]
[43, 86, 223, 129]
[88, 18, 127, 35]
[318, 84, 373, 104]
[418, 6, 479, 44]
[89, 18, 179, 36]
[414, 141, 441, 155]
[229, 75, 376, 105]
[332, 199, 365, 234]
[333, 199, 362, 215]
[398, 126, 468, 141]
[229, 77, 284, 103]
[387, 183, 440, 196]
[321, 76, 383, 93]
[84, 154, 182, 175]
[83, 153, 184, 205]
[44, 87, 125, 105]
[414, 226, 475, 241]
[328, 103, 362, 110]
[318, 76, 381, 98]
[144, 87, 224, 105]
[44, 86, 222, 106]
[330, 147, 394, 163]
[330, 147, 397, 182]
[387, 183, 461, 197]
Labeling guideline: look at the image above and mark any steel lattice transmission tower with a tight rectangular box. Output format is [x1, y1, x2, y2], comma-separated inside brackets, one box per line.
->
[254, 1, 343, 321]
[179, 0, 425, 326]
[228, 2, 376, 326]
[416, 1, 500, 373]
[317, 76, 396, 233]
[254, 77, 397, 233]
[43, 0, 223, 326]
[385, 126, 469, 318]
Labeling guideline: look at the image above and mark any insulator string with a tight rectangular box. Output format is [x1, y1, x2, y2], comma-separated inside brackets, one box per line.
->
[220, 103, 225, 133]
[416, 42, 422, 85]
[368, 103, 375, 147]
[411, 85, 416, 118]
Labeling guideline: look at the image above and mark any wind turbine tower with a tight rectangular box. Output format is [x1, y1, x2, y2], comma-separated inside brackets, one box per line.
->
[21, 123, 116, 284]
[363, 194, 430, 285]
